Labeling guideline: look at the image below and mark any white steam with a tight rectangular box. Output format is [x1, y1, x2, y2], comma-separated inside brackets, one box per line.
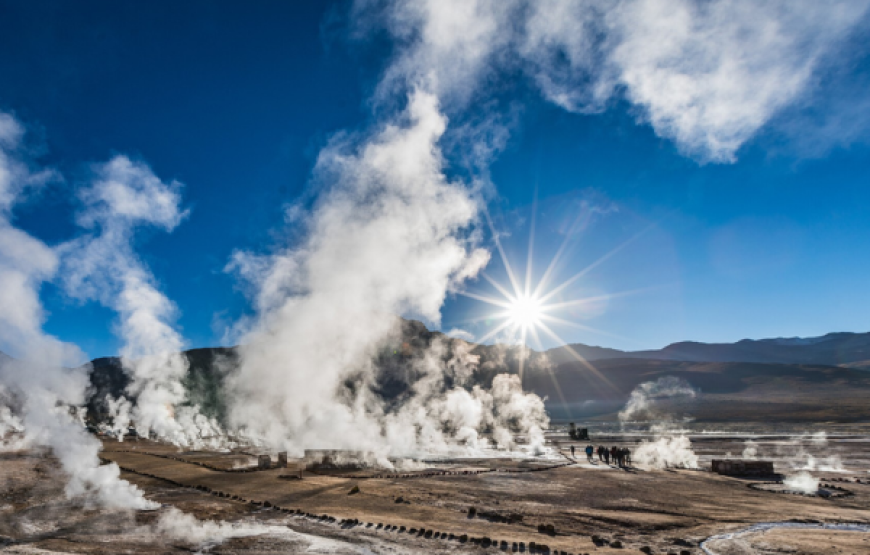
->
[362, 0, 870, 163]
[777, 431, 846, 472]
[60, 156, 222, 448]
[619, 375, 698, 422]
[225, 91, 548, 458]
[0, 112, 154, 509]
[620, 377, 699, 469]
[783, 470, 819, 494]
[741, 439, 758, 460]
[633, 431, 699, 470]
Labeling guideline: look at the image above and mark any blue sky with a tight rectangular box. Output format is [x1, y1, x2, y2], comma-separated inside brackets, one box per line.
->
[2, 0, 870, 358]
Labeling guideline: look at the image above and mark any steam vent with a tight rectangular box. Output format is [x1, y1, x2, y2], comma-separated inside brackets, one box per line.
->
[712, 459, 774, 477]
[304, 449, 371, 470]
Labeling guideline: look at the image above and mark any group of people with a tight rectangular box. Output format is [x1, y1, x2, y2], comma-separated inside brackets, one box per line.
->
[569, 444, 631, 467]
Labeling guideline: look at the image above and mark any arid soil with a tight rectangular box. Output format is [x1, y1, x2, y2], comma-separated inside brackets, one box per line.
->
[2, 429, 869, 554]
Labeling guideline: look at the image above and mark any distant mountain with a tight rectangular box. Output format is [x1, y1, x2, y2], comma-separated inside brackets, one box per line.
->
[7, 323, 870, 426]
[549, 331, 870, 368]
[529, 357, 870, 423]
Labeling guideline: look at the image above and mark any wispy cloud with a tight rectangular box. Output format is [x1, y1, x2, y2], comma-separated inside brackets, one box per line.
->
[361, 0, 870, 163]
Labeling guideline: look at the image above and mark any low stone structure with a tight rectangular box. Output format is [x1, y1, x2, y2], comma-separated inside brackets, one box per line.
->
[257, 455, 272, 469]
[712, 459, 774, 476]
[304, 449, 370, 470]
[277, 452, 288, 468]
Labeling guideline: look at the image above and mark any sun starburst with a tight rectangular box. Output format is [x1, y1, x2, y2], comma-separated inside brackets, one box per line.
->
[453, 203, 663, 410]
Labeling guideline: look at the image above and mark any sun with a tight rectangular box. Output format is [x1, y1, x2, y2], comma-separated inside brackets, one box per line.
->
[455, 206, 648, 394]
[507, 294, 543, 329]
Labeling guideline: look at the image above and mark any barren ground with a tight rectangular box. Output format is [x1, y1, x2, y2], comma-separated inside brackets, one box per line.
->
[2, 428, 869, 554]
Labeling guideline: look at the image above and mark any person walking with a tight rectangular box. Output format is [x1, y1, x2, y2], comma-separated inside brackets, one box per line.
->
[585, 444, 594, 463]
[570, 445, 575, 459]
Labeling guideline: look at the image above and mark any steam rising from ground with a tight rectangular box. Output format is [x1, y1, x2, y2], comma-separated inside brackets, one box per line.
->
[226, 92, 547, 459]
[60, 156, 222, 448]
[783, 470, 819, 494]
[741, 430, 843, 492]
[619, 375, 698, 422]
[0, 112, 154, 509]
[619, 377, 699, 469]
[2, 0, 866, 518]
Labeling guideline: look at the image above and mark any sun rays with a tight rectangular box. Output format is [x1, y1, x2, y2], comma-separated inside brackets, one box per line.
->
[455, 204, 658, 404]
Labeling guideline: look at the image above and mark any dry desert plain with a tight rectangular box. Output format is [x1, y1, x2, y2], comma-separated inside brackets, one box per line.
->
[2, 426, 870, 554]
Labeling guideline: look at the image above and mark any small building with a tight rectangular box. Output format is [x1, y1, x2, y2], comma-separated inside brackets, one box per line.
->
[712, 459, 774, 477]
[257, 455, 272, 469]
[277, 452, 288, 468]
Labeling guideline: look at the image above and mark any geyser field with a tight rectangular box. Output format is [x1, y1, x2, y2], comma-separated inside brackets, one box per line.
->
[3, 1, 870, 554]
[3, 422, 870, 554]
[3, 327, 870, 555]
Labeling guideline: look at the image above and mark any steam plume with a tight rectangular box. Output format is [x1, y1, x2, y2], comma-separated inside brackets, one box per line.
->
[0, 112, 153, 508]
[59, 156, 222, 447]
[224, 91, 550, 457]
[361, 0, 870, 162]
[619, 376, 699, 469]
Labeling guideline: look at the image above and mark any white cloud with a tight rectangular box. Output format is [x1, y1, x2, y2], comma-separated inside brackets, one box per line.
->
[363, 0, 870, 163]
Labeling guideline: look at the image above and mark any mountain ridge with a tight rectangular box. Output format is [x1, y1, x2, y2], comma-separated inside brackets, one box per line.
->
[4, 323, 870, 424]
[547, 330, 870, 368]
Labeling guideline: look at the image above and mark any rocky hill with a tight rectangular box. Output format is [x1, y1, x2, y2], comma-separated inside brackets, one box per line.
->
[7, 321, 870, 425]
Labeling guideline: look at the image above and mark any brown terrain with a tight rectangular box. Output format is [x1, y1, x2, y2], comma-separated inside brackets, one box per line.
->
[2, 429, 869, 554]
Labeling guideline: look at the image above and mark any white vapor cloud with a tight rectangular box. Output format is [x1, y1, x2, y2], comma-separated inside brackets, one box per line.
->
[619, 376, 699, 469]
[0, 112, 154, 509]
[618, 375, 697, 422]
[60, 156, 221, 447]
[362, 0, 870, 163]
[225, 90, 534, 457]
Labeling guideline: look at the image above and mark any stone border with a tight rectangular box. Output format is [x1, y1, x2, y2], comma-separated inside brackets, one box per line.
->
[101, 456, 594, 554]
[747, 481, 854, 498]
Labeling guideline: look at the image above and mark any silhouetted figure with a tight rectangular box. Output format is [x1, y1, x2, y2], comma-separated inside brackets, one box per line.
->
[585, 444, 594, 463]
[570, 445, 575, 458]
